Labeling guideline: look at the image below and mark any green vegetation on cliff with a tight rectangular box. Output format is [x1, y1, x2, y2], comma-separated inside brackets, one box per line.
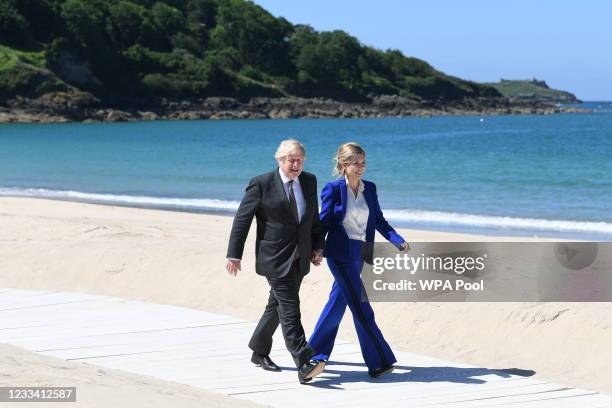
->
[0, 45, 72, 99]
[1, 0, 501, 102]
[485, 79, 580, 103]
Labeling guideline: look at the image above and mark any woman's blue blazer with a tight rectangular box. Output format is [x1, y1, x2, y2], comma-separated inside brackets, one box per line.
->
[319, 178, 405, 261]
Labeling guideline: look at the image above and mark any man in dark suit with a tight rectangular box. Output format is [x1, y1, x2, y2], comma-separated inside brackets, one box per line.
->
[226, 139, 325, 384]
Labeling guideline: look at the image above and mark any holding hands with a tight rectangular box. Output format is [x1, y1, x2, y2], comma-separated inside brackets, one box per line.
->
[311, 249, 323, 266]
[226, 249, 324, 276]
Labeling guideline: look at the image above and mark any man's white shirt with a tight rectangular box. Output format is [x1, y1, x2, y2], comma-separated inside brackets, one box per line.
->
[278, 168, 305, 222]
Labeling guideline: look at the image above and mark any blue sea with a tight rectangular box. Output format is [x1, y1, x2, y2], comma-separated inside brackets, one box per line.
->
[1, 102, 611, 240]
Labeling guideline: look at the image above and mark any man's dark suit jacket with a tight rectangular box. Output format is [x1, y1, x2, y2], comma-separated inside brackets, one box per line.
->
[227, 169, 325, 278]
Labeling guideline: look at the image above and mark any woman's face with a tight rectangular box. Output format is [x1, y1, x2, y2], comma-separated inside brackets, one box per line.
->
[344, 154, 366, 179]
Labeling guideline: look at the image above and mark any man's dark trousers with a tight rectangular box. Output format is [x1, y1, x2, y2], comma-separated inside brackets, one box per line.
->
[249, 259, 315, 367]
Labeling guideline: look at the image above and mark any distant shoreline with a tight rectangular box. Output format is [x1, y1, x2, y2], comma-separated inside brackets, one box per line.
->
[0, 94, 589, 124]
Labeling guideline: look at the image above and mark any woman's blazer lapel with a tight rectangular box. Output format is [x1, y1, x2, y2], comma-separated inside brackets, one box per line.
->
[338, 177, 348, 222]
[362, 181, 376, 233]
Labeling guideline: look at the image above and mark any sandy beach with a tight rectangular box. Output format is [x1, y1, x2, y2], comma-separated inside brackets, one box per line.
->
[0, 196, 610, 404]
[0, 343, 264, 408]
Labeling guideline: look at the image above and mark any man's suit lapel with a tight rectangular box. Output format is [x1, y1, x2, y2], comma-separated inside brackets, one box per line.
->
[298, 173, 311, 225]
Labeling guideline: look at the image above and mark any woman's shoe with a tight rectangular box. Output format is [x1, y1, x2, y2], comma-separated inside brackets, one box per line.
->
[369, 364, 394, 378]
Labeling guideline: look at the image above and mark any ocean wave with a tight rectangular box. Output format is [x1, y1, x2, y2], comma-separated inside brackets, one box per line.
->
[2, 186, 611, 236]
[384, 209, 612, 236]
[0, 187, 240, 211]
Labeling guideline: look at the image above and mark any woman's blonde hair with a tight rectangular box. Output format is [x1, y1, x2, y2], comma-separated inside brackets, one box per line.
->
[332, 142, 366, 177]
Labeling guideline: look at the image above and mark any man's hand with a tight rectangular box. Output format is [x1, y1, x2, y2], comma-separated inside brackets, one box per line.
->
[311, 249, 323, 266]
[226, 259, 241, 276]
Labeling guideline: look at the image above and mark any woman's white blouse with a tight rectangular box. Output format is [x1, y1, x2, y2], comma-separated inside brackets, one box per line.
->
[342, 177, 369, 241]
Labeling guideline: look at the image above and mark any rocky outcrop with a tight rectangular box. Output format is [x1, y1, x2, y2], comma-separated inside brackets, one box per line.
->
[2, 91, 99, 122]
[0, 92, 589, 123]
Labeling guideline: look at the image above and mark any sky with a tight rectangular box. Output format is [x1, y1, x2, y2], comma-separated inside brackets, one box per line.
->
[253, 0, 612, 101]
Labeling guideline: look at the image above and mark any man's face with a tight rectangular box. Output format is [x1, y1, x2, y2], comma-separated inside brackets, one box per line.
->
[278, 151, 305, 180]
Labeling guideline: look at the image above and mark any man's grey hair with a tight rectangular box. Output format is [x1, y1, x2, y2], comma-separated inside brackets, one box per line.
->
[274, 139, 306, 161]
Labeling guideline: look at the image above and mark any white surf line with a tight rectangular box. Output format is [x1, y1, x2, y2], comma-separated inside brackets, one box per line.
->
[0, 288, 609, 408]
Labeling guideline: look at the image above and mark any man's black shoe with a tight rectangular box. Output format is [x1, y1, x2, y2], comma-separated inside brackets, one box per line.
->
[251, 352, 281, 372]
[369, 364, 394, 378]
[298, 360, 325, 384]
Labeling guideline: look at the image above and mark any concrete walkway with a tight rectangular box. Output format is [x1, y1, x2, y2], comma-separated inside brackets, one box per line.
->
[0, 288, 609, 407]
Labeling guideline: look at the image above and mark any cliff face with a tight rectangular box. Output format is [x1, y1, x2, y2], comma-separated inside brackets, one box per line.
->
[487, 79, 581, 104]
[1, 0, 502, 108]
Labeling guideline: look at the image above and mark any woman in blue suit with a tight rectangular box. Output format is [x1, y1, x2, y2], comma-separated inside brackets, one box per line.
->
[309, 142, 410, 378]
